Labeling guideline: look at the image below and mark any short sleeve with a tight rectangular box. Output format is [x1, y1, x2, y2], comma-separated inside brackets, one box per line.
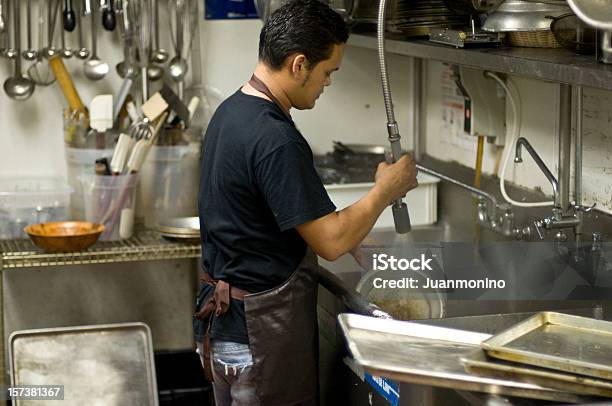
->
[255, 141, 336, 231]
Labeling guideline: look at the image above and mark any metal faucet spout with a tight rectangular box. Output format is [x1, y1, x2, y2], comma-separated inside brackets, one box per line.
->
[514, 137, 560, 208]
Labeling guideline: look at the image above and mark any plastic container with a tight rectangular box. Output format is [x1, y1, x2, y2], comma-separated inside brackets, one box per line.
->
[65, 147, 114, 219]
[324, 173, 440, 229]
[80, 174, 139, 241]
[0, 177, 72, 239]
[138, 143, 200, 228]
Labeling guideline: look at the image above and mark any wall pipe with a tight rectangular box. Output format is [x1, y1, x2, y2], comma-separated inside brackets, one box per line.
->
[558, 84, 572, 213]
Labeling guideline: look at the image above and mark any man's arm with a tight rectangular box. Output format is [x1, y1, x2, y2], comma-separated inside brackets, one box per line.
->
[296, 155, 418, 261]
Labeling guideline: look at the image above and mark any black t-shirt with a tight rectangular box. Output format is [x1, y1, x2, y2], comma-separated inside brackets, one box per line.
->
[195, 89, 336, 344]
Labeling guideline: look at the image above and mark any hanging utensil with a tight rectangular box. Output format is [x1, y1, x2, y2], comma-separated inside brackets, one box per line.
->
[44, 0, 60, 58]
[28, 0, 56, 85]
[151, 0, 168, 63]
[115, 0, 137, 78]
[168, 0, 188, 99]
[3, 0, 17, 59]
[83, 3, 108, 80]
[75, 0, 89, 58]
[3, 0, 35, 100]
[22, 0, 38, 60]
[101, 0, 115, 31]
[133, 0, 153, 101]
[60, 2, 73, 59]
[63, 0, 75, 31]
[0, 0, 5, 32]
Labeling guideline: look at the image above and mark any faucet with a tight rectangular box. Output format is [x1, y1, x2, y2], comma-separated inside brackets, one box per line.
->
[416, 164, 518, 238]
[514, 137, 584, 240]
[514, 138, 560, 209]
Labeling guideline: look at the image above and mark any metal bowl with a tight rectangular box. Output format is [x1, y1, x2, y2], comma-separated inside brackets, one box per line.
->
[25, 221, 104, 252]
[483, 0, 571, 32]
[356, 269, 446, 320]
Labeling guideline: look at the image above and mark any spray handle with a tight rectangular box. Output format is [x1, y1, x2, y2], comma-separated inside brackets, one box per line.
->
[385, 138, 411, 234]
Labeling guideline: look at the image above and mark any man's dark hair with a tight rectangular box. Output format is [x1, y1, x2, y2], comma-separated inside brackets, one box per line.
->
[259, 0, 349, 70]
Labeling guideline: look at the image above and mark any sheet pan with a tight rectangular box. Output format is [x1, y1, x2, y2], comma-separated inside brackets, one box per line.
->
[481, 312, 612, 381]
[338, 313, 596, 403]
[9, 322, 158, 406]
[462, 349, 612, 398]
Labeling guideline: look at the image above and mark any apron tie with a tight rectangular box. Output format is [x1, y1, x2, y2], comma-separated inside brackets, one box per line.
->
[195, 272, 250, 320]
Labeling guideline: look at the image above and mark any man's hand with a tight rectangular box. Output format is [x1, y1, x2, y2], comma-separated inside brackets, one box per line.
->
[374, 154, 418, 203]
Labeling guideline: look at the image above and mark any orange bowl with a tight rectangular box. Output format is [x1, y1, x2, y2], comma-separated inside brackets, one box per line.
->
[25, 221, 105, 252]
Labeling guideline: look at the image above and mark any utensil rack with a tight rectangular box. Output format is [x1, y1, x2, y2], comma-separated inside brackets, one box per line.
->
[0, 228, 200, 269]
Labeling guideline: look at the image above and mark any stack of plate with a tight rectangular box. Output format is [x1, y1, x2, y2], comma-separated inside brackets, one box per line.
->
[352, 0, 469, 36]
[157, 217, 200, 242]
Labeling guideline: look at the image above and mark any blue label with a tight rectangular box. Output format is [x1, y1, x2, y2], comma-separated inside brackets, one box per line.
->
[364, 373, 400, 406]
[205, 0, 259, 19]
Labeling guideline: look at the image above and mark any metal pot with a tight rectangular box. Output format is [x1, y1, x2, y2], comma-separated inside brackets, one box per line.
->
[483, 0, 571, 32]
[443, 0, 505, 15]
[567, 0, 612, 31]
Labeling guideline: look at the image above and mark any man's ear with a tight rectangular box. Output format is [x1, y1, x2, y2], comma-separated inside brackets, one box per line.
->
[289, 54, 309, 80]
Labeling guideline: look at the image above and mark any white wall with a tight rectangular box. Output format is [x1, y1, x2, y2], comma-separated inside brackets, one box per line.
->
[1, 10, 611, 215]
[423, 60, 612, 214]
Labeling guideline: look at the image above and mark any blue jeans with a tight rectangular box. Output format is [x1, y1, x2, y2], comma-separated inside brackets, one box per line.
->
[197, 340, 259, 406]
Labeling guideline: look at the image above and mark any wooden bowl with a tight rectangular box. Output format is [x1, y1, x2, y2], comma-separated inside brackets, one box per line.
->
[24, 222, 105, 252]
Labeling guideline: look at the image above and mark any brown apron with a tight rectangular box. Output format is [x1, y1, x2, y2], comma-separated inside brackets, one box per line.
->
[196, 75, 319, 404]
[244, 248, 320, 406]
[243, 76, 318, 404]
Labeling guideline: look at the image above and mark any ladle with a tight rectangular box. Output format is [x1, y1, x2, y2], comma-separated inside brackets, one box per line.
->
[83, 5, 108, 80]
[3, 0, 35, 100]
[22, 0, 38, 60]
[168, 0, 187, 98]
[75, 0, 89, 59]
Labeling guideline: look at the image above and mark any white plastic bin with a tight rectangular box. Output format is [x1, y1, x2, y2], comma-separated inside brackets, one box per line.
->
[0, 177, 72, 239]
[65, 147, 114, 219]
[138, 143, 201, 228]
[324, 173, 440, 229]
[81, 174, 139, 241]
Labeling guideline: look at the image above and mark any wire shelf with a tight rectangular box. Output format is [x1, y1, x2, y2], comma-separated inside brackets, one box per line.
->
[0, 229, 201, 270]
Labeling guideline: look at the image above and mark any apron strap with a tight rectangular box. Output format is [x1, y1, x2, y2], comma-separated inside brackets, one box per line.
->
[248, 74, 294, 125]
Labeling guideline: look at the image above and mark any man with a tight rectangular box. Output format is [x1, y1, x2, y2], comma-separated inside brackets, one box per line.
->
[194, 0, 418, 404]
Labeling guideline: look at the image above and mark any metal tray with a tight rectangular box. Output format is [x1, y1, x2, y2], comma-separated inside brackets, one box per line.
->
[481, 312, 612, 381]
[338, 313, 595, 403]
[462, 349, 612, 398]
[9, 323, 158, 406]
[156, 216, 199, 236]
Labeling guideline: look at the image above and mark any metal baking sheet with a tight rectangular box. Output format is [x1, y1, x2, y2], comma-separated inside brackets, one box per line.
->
[338, 313, 594, 403]
[9, 323, 158, 406]
[462, 349, 612, 398]
[481, 312, 612, 381]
